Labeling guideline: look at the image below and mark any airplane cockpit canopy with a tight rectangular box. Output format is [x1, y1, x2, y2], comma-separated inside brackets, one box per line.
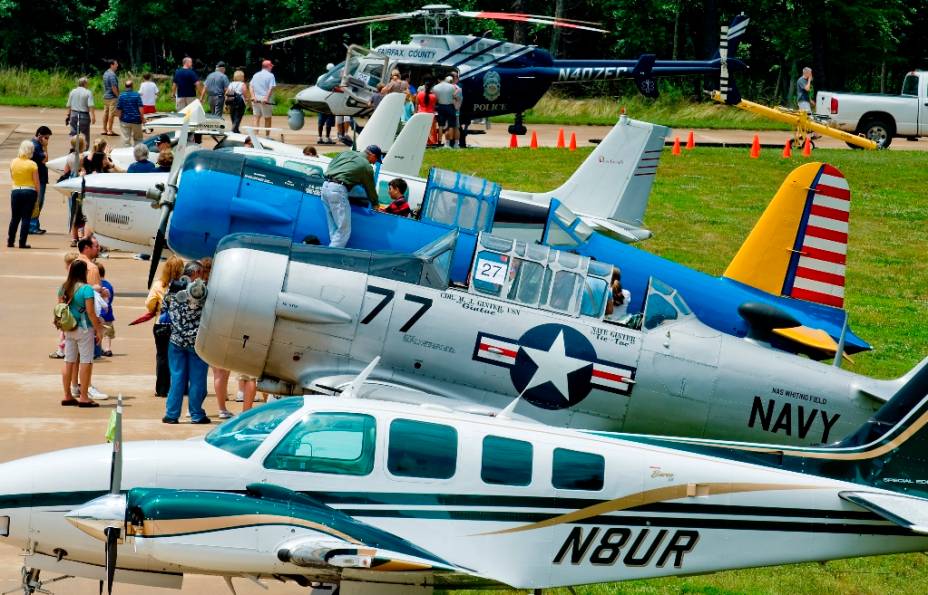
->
[642, 277, 694, 330]
[467, 233, 613, 319]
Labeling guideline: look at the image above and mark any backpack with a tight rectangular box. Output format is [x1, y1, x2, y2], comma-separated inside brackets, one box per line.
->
[54, 299, 77, 332]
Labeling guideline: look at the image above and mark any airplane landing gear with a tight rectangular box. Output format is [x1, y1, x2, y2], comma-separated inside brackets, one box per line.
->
[508, 112, 527, 136]
[2, 567, 71, 595]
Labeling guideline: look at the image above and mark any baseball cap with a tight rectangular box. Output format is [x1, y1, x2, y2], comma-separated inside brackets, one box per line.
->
[216, 61, 226, 68]
[157, 133, 171, 145]
[365, 145, 384, 163]
[262, 59, 273, 69]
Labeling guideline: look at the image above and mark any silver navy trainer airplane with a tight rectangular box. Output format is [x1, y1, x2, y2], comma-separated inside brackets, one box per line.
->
[1, 361, 928, 594]
[195, 231, 924, 446]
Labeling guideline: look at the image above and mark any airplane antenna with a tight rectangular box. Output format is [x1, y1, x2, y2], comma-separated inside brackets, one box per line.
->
[833, 312, 849, 368]
[497, 385, 531, 420]
[342, 356, 381, 398]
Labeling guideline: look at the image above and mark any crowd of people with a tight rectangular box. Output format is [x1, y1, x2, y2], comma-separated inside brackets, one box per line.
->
[6, 55, 428, 424]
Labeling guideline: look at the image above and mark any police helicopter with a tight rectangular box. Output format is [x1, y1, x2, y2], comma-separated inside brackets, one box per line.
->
[272, 5, 749, 138]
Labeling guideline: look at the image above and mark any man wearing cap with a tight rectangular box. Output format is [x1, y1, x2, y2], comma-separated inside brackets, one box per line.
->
[115, 80, 144, 147]
[171, 57, 201, 111]
[321, 145, 382, 247]
[201, 62, 230, 117]
[250, 60, 276, 135]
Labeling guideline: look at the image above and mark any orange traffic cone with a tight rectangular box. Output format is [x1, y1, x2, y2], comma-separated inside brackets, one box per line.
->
[671, 136, 681, 155]
[802, 137, 812, 157]
[556, 128, 565, 148]
[686, 130, 695, 150]
[509, 134, 518, 149]
[749, 134, 760, 158]
[568, 132, 577, 151]
[529, 130, 538, 149]
[782, 138, 792, 158]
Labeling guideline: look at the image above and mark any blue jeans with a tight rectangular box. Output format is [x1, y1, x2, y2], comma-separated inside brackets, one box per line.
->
[166, 342, 209, 421]
[30, 181, 46, 231]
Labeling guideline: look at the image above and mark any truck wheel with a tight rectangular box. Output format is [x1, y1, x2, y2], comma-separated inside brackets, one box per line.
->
[860, 118, 893, 148]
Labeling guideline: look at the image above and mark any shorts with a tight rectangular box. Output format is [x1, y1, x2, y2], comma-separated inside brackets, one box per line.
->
[175, 96, 195, 110]
[64, 326, 95, 364]
[436, 104, 457, 128]
[102, 322, 116, 339]
[798, 101, 812, 113]
[252, 101, 273, 117]
[142, 105, 156, 114]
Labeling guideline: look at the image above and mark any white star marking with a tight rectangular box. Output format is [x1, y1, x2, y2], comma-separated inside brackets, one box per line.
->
[520, 331, 591, 402]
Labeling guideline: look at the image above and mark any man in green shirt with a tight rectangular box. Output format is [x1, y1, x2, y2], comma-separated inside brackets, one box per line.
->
[322, 144, 382, 247]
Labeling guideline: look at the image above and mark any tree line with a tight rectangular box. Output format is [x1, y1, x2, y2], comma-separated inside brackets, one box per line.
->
[4, 0, 926, 102]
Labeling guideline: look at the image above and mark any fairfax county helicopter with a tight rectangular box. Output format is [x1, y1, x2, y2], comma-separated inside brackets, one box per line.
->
[273, 5, 749, 138]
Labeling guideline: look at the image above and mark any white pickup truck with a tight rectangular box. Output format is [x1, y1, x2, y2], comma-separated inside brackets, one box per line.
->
[816, 70, 928, 148]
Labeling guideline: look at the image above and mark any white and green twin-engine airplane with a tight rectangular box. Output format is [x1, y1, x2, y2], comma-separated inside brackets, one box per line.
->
[2, 361, 928, 593]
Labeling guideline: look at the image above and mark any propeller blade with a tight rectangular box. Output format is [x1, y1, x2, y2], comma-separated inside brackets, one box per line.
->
[147, 206, 171, 288]
[266, 14, 414, 44]
[458, 11, 608, 33]
[270, 13, 408, 35]
[103, 526, 118, 595]
[109, 396, 123, 495]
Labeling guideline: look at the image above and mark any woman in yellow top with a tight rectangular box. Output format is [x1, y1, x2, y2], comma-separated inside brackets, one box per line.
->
[145, 256, 184, 397]
[8, 140, 39, 248]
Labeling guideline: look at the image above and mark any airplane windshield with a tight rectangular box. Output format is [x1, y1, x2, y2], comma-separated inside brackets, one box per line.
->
[205, 397, 304, 459]
[643, 278, 693, 330]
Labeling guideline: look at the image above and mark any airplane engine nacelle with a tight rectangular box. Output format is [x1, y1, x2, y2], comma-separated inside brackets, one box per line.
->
[197, 235, 290, 377]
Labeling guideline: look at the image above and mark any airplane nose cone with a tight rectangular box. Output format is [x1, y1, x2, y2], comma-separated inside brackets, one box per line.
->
[294, 86, 332, 114]
[65, 493, 126, 541]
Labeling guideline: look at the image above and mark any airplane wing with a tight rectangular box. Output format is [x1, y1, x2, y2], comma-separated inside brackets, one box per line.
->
[840, 491, 928, 534]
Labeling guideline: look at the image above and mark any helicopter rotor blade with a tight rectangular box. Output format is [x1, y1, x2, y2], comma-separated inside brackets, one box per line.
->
[458, 11, 608, 33]
[267, 13, 415, 45]
[270, 13, 409, 35]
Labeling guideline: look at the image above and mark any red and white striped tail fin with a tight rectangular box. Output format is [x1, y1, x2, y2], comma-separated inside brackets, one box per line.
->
[784, 165, 849, 308]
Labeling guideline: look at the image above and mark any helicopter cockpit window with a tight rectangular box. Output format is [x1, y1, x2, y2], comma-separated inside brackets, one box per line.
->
[643, 278, 693, 331]
[316, 62, 345, 91]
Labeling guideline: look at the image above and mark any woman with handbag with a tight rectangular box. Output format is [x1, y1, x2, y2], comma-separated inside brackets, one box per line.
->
[145, 256, 184, 397]
[226, 70, 251, 134]
[58, 260, 104, 407]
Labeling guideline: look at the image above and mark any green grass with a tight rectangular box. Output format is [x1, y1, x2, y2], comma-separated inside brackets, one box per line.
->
[491, 93, 792, 130]
[0, 67, 300, 115]
[419, 146, 928, 593]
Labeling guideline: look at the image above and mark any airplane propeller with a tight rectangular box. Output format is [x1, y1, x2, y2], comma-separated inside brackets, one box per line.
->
[146, 117, 191, 287]
[266, 7, 606, 44]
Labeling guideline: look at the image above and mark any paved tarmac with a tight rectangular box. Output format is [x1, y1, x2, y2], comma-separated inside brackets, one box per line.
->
[0, 103, 923, 593]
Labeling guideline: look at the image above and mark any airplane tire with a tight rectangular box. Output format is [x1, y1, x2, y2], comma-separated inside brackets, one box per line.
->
[859, 118, 893, 148]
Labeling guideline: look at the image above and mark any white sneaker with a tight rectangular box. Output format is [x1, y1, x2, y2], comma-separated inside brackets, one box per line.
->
[218, 410, 234, 419]
[71, 385, 79, 398]
[235, 390, 244, 402]
[88, 386, 109, 401]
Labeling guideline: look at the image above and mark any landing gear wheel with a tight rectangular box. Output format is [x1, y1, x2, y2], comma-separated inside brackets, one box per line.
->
[859, 118, 893, 149]
[508, 112, 527, 136]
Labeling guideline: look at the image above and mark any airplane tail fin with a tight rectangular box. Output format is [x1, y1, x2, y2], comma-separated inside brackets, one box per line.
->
[535, 115, 669, 237]
[355, 92, 405, 152]
[724, 162, 849, 309]
[382, 113, 433, 177]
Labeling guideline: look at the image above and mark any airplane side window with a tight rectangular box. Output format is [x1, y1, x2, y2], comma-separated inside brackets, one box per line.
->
[552, 448, 605, 491]
[264, 413, 376, 476]
[472, 250, 508, 296]
[205, 398, 303, 459]
[643, 294, 679, 330]
[388, 419, 457, 479]
[581, 277, 608, 317]
[481, 436, 533, 486]
[507, 259, 545, 306]
[547, 270, 581, 313]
